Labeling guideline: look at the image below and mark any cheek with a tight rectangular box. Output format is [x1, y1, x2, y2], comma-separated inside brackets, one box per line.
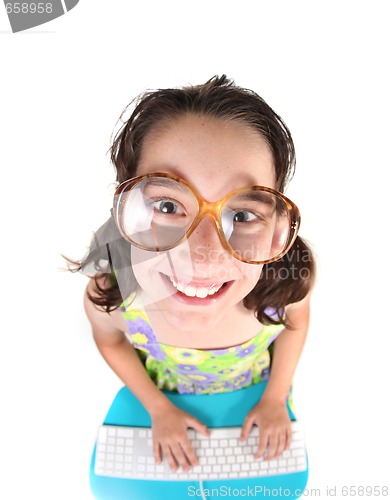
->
[130, 247, 178, 305]
[130, 247, 162, 285]
[238, 262, 263, 288]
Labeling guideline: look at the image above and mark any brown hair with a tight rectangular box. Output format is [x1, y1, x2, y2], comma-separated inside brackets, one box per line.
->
[69, 75, 315, 325]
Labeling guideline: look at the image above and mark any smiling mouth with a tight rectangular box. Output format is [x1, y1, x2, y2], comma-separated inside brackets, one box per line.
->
[163, 274, 229, 299]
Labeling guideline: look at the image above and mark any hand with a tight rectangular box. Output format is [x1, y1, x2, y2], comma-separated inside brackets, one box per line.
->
[151, 404, 210, 472]
[240, 398, 291, 460]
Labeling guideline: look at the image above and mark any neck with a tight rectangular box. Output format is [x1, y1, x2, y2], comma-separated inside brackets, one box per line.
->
[142, 296, 261, 349]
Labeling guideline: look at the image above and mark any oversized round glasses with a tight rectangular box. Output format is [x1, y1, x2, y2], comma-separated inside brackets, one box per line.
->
[113, 173, 301, 265]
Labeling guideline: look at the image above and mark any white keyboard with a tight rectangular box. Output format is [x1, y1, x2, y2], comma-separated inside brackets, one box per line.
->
[94, 422, 307, 481]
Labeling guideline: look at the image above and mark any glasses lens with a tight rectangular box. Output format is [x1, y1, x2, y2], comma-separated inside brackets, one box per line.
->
[116, 177, 198, 250]
[222, 189, 292, 263]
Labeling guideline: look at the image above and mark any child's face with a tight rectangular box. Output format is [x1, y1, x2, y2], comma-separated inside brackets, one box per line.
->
[130, 114, 276, 331]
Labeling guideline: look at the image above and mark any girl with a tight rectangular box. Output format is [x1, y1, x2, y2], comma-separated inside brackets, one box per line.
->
[73, 75, 315, 474]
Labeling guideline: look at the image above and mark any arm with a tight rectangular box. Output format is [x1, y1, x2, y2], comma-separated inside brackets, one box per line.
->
[261, 292, 310, 403]
[84, 278, 209, 470]
[240, 292, 311, 459]
[84, 281, 170, 417]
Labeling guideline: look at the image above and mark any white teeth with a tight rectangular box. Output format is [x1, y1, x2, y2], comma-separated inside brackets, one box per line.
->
[184, 286, 197, 297]
[195, 287, 209, 298]
[167, 277, 224, 298]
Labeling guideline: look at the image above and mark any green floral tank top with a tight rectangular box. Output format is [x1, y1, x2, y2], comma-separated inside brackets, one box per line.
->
[121, 296, 285, 395]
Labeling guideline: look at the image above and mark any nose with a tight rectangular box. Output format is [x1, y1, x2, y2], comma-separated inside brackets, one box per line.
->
[167, 215, 233, 283]
[187, 215, 229, 262]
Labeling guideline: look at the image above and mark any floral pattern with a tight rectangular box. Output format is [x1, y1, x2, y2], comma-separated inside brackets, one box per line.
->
[121, 296, 286, 395]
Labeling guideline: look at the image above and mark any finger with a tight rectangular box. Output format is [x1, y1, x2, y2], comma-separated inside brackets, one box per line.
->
[274, 430, 287, 458]
[285, 423, 292, 450]
[153, 441, 162, 464]
[265, 432, 279, 460]
[255, 428, 270, 459]
[162, 445, 178, 472]
[169, 442, 192, 471]
[187, 418, 210, 437]
[240, 416, 255, 441]
[179, 438, 199, 467]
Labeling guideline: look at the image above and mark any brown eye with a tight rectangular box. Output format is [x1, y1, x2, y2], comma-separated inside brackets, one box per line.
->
[152, 199, 179, 214]
[233, 210, 258, 223]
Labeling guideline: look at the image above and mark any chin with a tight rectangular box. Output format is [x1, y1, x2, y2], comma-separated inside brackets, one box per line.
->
[160, 306, 223, 331]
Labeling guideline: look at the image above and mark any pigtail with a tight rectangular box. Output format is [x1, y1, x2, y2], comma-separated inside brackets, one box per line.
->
[244, 236, 315, 327]
[64, 214, 136, 312]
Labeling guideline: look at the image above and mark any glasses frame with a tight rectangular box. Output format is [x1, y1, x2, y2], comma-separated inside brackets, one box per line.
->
[113, 172, 301, 265]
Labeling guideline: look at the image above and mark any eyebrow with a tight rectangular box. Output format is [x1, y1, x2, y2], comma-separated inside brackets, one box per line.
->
[143, 177, 190, 193]
[233, 190, 276, 206]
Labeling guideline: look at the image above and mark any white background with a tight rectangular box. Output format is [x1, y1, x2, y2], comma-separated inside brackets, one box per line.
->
[1, 1, 389, 499]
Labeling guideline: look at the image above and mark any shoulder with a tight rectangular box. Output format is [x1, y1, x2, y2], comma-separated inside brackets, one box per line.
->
[84, 276, 128, 335]
[284, 291, 311, 330]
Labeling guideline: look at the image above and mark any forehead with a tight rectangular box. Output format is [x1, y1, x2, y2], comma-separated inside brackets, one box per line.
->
[137, 114, 276, 201]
